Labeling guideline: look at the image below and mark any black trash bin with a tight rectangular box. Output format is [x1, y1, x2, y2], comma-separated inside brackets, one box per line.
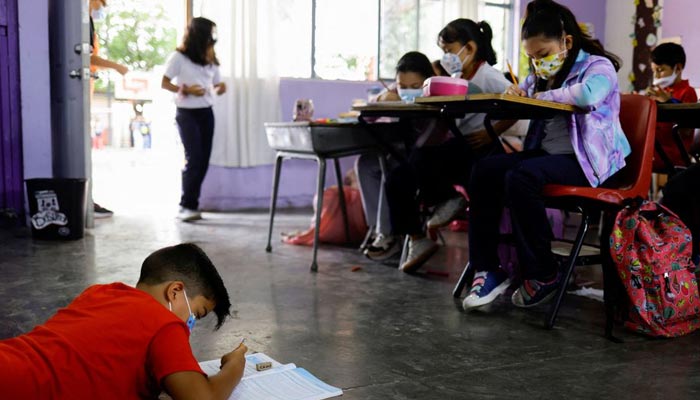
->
[25, 178, 88, 240]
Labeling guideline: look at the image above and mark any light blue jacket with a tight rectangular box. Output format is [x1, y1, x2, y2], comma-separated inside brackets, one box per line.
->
[520, 50, 631, 187]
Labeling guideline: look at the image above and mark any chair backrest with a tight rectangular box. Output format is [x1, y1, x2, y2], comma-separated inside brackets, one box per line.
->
[603, 94, 657, 198]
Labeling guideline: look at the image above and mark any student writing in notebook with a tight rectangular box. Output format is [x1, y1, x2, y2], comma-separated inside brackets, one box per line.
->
[463, 0, 630, 311]
[0, 243, 247, 400]
[644, 42, 698, 172]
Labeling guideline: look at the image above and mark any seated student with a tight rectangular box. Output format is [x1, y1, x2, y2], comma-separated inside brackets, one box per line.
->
[386, 18, 514, 273]
[462, 0, 629, 310]
[357, 51, 445, 261]
[662, 163, 700, 265]
[0, 243, 247, 400]
[644, 42, 698, 172]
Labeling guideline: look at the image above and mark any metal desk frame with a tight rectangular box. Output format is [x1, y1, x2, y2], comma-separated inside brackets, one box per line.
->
[656, 102, 700, 174]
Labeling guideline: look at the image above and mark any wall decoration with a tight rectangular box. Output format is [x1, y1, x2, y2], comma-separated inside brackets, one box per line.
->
[629, 0, 662, 91]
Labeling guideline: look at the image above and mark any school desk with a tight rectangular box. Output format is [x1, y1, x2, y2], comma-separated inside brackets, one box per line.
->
[656, 102, 700, 173]
[416, 93, 578, 150]
[264, 121, 400, 272]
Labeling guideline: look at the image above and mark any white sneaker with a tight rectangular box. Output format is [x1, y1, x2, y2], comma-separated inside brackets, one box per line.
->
[364, 234, 401, 261]
[399, 237, 439, 273]
[462, 270, 511, 311]
[177, 207, 202, 222]
[426, 196, 467, 229]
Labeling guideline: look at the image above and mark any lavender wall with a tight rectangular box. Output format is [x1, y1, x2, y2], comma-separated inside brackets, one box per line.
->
[661, 0, 700, 86]
[519, 0, 607, 43]
[18, 0, 52, 179]
[199, 78, 378, 210]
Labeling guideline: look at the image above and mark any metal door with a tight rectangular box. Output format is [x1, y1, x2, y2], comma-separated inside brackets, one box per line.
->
[48, 0, 92, 226]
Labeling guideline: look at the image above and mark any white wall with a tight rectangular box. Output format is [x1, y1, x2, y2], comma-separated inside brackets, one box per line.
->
[604, 0, 636, 92]
[18, 0, 52, 178]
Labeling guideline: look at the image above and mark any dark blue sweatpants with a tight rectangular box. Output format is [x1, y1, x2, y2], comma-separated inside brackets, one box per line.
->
[175, 107, 214, 210]
[468, 150, 589, 280]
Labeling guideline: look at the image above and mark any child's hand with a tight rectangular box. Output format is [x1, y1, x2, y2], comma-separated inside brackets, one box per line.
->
[505, 84, 526, 97]
[184, 84, 206, 97]
[646, 86, 671, 103]
[220, 342, 248, 368]
[215, 82, 227, 95]
[377, 90, 400, 102]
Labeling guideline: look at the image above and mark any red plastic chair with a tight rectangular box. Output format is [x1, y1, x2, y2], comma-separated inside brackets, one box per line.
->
[542, 94, 657, 333]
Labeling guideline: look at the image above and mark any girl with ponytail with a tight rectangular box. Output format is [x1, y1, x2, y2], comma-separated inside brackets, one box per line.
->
[462, 0, 631, 312]
[387, 18, 516, 273]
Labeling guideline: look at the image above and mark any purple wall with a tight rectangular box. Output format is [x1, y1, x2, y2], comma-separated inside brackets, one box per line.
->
[661, 0, 700, 87]
[519, 0, 607, 43]
[199, 78, 377, 210]
[0, 0, 24, 218]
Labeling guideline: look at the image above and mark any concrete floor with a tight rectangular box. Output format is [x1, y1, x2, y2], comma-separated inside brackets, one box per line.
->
[2, 211, 700, 399]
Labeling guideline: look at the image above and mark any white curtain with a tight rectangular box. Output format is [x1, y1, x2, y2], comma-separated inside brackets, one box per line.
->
[196, 0, 281, 167]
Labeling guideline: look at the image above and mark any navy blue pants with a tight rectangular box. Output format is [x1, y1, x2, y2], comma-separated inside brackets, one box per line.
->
[175, 107, 214, 210]
[468, 150, 589, 280]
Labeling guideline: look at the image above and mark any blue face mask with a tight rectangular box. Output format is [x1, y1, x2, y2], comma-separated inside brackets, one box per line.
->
[440, 46, 467, 78]
[169, 289, 197, 332]
[397, 88, 423, 102]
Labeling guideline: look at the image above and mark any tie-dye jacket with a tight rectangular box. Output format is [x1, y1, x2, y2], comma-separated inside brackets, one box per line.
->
[519, 50, 631, 187]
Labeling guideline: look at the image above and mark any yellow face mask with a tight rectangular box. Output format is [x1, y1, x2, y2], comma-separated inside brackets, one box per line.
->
[531, 49, 568, 80]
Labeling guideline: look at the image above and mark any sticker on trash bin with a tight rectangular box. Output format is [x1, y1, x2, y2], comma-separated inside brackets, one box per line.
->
[30, 190, 68, 230]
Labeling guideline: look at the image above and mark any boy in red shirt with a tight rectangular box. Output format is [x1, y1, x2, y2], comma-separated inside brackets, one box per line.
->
[0, 243, 247, 400]
[646, 42, 698, 172]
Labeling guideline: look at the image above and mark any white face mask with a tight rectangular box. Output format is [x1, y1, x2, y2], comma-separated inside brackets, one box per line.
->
[653, 69, 678, 89]
[440, 46, 468, 78]
[91, 7, 107, 21]
[397, 88, 423, 103]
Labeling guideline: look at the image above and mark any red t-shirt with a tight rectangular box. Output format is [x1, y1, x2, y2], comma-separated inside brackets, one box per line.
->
[654, 79, 698, 171]
[0, 283, 203, 399]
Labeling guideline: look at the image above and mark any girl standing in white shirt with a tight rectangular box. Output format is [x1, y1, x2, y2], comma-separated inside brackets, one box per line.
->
[162, 17, 226, 221]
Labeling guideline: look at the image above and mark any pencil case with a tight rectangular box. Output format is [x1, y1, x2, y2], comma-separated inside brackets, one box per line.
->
[422, 76, 469, 97]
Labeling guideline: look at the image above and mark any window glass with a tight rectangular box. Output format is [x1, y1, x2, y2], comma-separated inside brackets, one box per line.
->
[314, 0, 379, 80]
[379, 0, 418, 79]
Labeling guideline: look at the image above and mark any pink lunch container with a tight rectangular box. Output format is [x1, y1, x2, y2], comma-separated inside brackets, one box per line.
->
[422, 76, 469, 96]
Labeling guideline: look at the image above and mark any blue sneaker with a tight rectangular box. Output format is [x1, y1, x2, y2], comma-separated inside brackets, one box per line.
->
[511, 275, 561, 308]
[462, 269, 511, 311]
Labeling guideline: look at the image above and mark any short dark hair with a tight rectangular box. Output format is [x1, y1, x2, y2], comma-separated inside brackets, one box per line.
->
[138, 243, 231, 329]
[395, 51, 435, 80]
[652, 42, 686, 68]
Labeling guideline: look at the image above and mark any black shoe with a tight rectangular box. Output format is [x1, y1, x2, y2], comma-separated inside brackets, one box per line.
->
[94, 203, 114, 219]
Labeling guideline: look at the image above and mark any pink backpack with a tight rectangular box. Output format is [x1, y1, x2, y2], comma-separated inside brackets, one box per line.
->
[610, 200, 700, 338]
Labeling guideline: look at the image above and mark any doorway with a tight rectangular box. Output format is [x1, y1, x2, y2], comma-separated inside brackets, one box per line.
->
[90, 0, 188, 217]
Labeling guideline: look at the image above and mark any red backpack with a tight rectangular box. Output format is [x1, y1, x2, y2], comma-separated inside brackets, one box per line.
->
[610, 200, 700, 337]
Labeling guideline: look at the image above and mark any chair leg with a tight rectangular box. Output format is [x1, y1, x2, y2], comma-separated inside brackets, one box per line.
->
[600, 210, 623, 342]
[266, 154, 284, 253]
[545, 211, 589, 329]
[453, 262, 474, 298]
[311, 158, 327, 272]
[399, 235, 409, 267]
[359, 225, 375, 252]
[334, 158, 351, 243]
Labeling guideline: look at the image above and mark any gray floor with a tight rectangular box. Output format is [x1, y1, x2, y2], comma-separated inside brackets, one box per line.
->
[2, 211, 700, 399]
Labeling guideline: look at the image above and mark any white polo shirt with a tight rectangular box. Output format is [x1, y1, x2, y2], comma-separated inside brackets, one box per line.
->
[164, 51, 222, 109]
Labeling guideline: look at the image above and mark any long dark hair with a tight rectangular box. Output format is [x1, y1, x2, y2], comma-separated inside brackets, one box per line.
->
[396, 51, 435, 80]
[522, 0, 621, 90]
[178, 17, 219, 66]
[438, 19, 498, 66]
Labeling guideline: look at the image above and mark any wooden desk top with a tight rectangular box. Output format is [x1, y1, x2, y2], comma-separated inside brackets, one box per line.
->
[415, 93, 577, 112]
[657, 102, 700, 127]
[353, 101, 440, 112]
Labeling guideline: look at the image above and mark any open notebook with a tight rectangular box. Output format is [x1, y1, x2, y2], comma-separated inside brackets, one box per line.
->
[199, 353, 343, 400]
